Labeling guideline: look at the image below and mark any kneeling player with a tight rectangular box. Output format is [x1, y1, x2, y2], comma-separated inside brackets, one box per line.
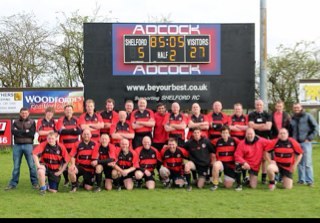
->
[68, 129, 98, 192]
[112, 139, 139, 190]
[265, 128, 303, 190]
[160, 138, 189, 188]
[210, 126, 241, 191]
[184, 128, 214, 191]
[91, 134, 117, 192]
[234, 128, 269, 189]
[32, 132, 70, 195]
[134, 136, 161, 189]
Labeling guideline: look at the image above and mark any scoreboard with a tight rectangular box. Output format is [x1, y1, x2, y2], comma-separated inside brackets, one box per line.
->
[112, 24, 221, 75]
[124, 35, 210, 63]
[84, 23, 255, 110]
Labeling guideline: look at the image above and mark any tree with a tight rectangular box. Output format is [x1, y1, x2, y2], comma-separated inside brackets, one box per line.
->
[266, 41, 320, 110]
[0, 13, 52, 87]
[50, 7, 113, 87]
[148, 13, 172, 23]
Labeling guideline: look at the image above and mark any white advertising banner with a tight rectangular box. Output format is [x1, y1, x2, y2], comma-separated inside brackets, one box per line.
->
[299, 82, 320, 106]
[0, 92, 23, 114]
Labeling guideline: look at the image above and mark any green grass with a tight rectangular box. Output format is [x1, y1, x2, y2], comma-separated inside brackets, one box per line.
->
[0, 146, 319, 218]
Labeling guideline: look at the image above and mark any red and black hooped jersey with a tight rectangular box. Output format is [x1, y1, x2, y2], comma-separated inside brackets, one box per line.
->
[33, 142, 70, 172]
[163, 113, 187, 140]
[130, 109, 155, 133]
[212, 137, 239, 169]
[187, 114, 209, 139]
[161, 146, 189, 173]
[110, 121, 134, 145]
[57, 116, 81, 150]
[36, 118, 57, 143]
[116, 149, 139, 170]
[135, 146, 161, 172]
[100, 110, 119, 134]
[265, 138, 303, 172]
[229, 114, 248, 139]
[207, 112, 229, 139]
[78, 112, 103, 140]
[70, 140, 98, 172]
[92, 143, 117, 162]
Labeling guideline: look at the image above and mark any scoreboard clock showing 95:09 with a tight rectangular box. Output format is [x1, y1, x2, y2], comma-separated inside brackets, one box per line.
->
[124, 34, 210, 63]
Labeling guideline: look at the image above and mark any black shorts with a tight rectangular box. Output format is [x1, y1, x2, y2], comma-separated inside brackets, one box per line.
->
[249, 169, 259, 176]
[120, 171, 134, 181]
[135, 168, 155, 182]
[222, 163, 236, 179]
[46, 169, 61, 190]
[278, 167, 293, 179]
[169, 170, 185, 182]
[76, 165, 95, 186]
[143, 174, 155, 182]
[102, 165, 113, 179]
[195, 164, 210, 177]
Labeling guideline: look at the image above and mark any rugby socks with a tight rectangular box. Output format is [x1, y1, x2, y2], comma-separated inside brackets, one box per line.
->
[269, 180, 275, 185]
[40, 185, 47, 191]
[261, 173, 267, 182]
[113, 178, 120, 187]
[242, 169, 247, 180]
[63, 168, 69, 182]
[96, 173, 103, 187]
[236, 172, 242, 186]
[185, 173, 191, 186]
[191, 170, 197, 182]
[207, 167, 213, 181]
[135, 179, 143, 188]
[156, 164, 162, 181]
[71, 182, 77, 190]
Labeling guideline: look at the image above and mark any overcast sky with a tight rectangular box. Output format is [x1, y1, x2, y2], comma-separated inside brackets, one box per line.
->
[1, 0, 320, 56]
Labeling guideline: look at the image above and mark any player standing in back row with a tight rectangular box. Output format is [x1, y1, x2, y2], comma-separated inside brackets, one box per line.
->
[131, 98, 155, 149]
[248, 99, 272, 184]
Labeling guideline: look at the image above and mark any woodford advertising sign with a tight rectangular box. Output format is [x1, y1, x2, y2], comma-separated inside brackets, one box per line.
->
[0, 88, 84, 114]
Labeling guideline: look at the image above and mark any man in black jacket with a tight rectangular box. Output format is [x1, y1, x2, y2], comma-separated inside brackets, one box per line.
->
[5, 107, 39, 190]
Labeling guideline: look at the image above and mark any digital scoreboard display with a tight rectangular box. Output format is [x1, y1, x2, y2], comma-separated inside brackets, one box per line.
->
[84, 23, 255, 111]
[124, 35, 210, 63]
[112, 24, 221, 75]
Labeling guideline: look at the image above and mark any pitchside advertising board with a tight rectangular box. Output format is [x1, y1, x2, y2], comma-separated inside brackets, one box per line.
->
[299, 79, 320, 107]
[0, 89, 83, 147]
[0, 88, 84, 114]
[84, 23, 255, 111]
[0, 120, 11, 146]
